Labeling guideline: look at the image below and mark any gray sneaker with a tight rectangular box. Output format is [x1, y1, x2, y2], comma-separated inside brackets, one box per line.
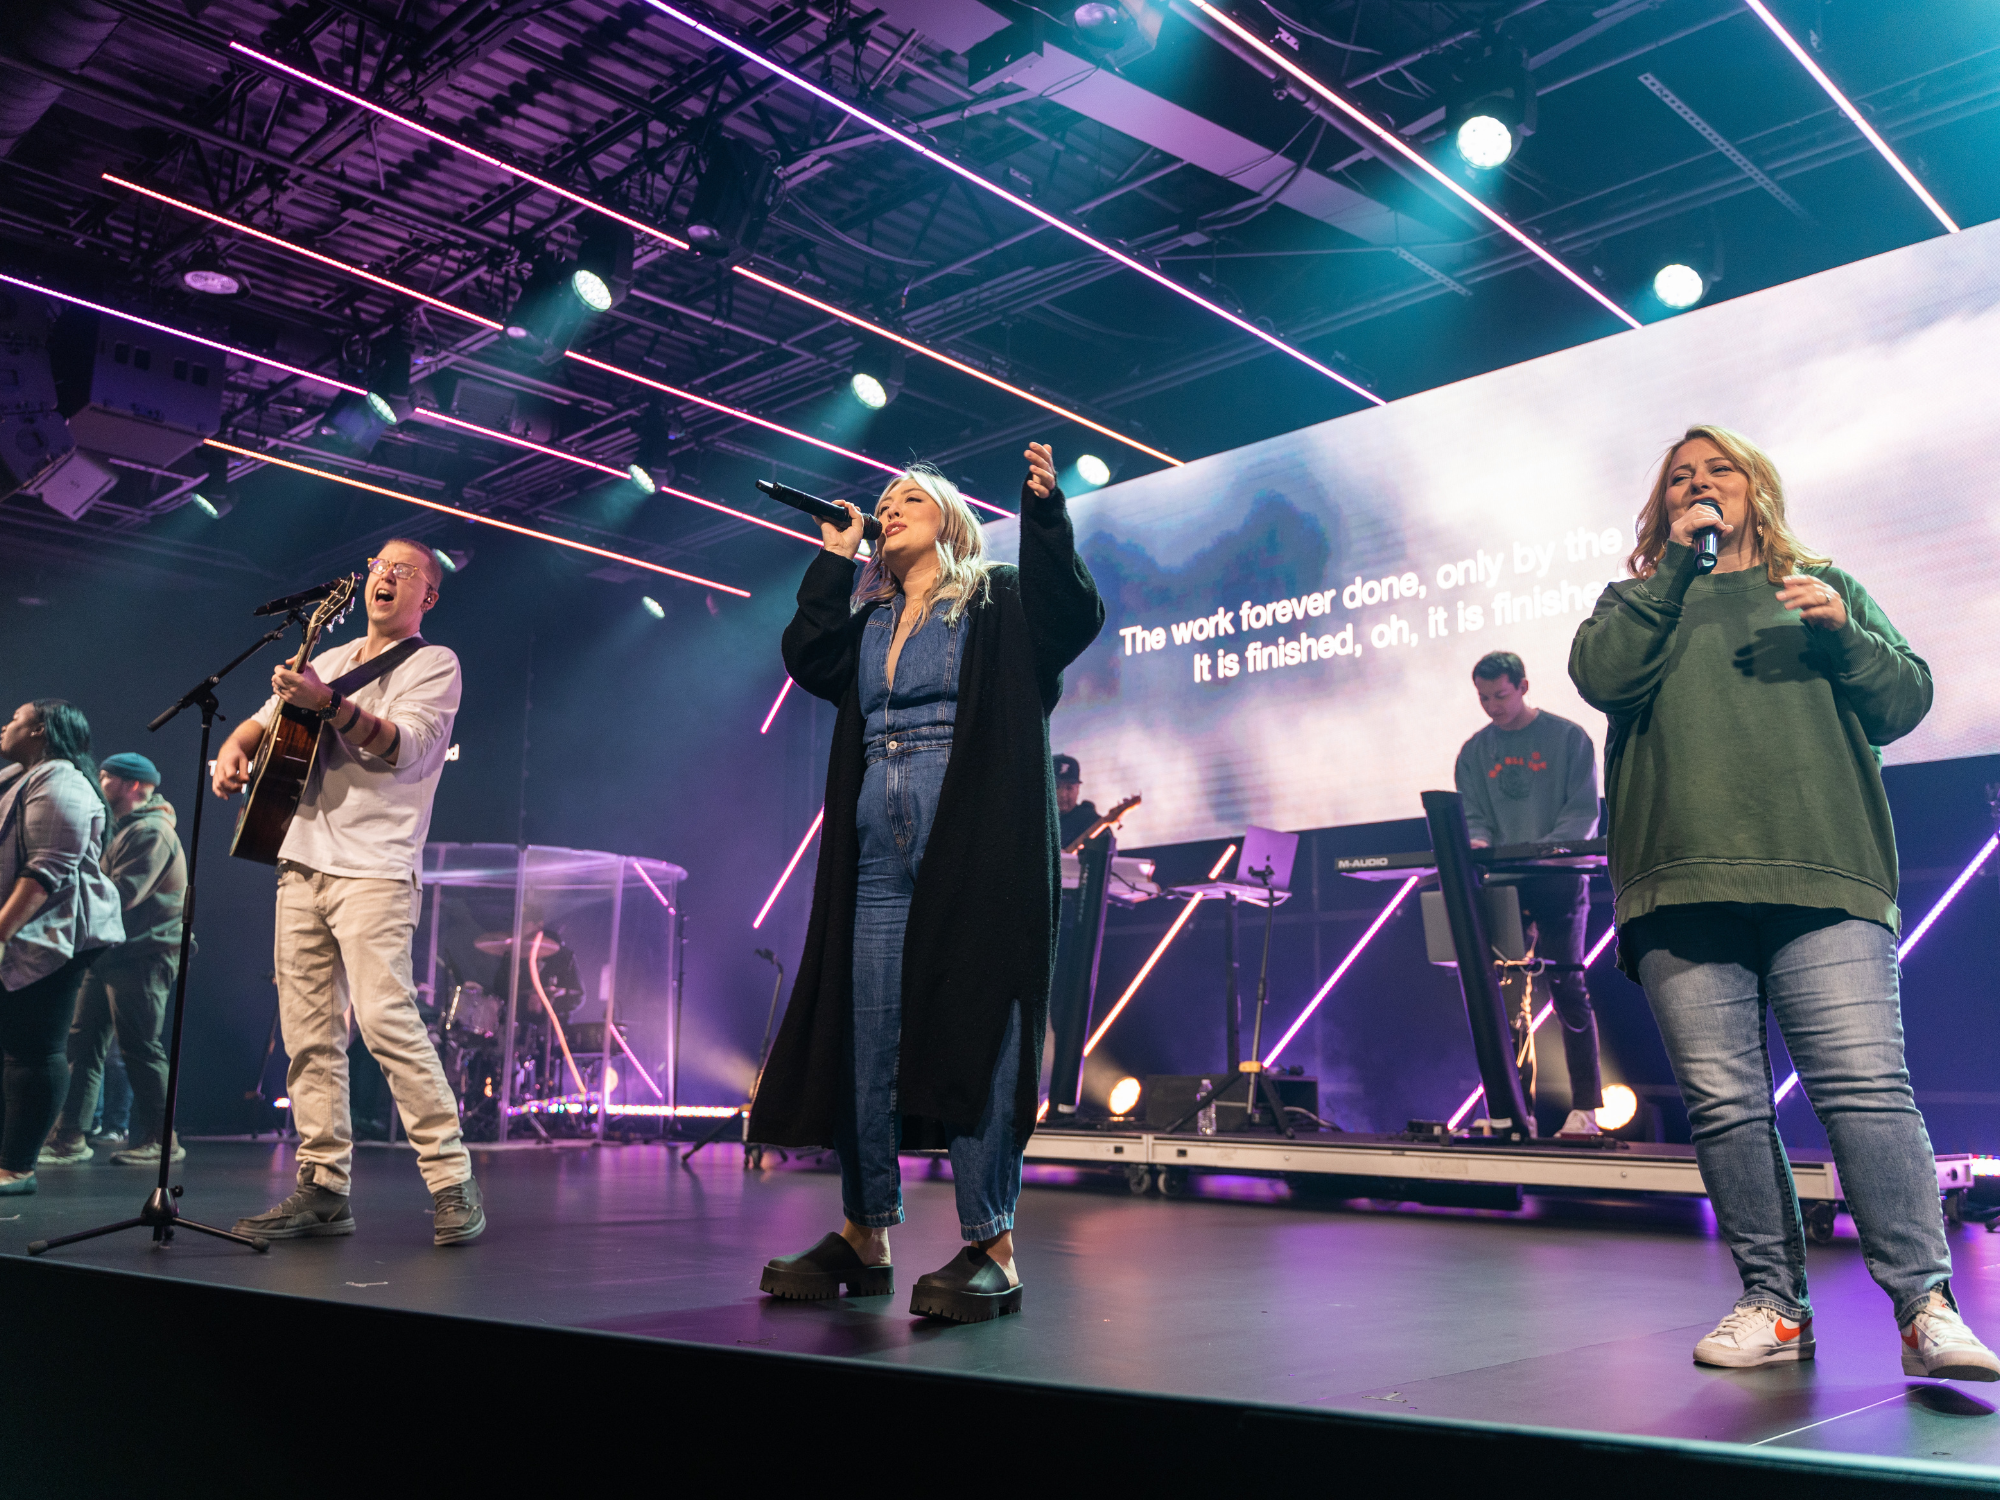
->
[108, 1134, 186, 1166]
[432, 1177, 485, 1246]
[37, 1133, 92, 1166]
[233, 1167, 355, 1240]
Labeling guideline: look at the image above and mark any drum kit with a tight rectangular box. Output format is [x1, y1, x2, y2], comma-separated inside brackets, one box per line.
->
[431, 929, 588, 1138]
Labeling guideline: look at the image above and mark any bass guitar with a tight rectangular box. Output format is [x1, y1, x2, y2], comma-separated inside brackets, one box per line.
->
[230, 575, 357, 864]
[1064, 794, 1141, 855]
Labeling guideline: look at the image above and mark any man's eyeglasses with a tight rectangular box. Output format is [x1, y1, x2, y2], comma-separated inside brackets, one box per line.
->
[366, 558, 428, 583]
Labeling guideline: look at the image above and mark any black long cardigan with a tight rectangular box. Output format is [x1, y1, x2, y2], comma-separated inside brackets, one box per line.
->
[747, 479, 1104, 1149]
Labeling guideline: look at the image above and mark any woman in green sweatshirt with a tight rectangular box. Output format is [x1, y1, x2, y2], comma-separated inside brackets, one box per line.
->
[1570, 424, 1993, 1382]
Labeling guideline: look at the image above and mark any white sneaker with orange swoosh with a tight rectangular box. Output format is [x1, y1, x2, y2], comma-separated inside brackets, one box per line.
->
[1900, 1293, 2000, 1381]
[1693, 1304, 1814, 1367]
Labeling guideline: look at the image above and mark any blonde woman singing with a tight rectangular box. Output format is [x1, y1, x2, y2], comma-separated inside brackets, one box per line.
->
[1571, 424, 1994, 1380]
[753, 442, 1103, 1322]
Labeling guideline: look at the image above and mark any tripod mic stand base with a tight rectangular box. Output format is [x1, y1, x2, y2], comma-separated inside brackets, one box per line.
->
[27, 1185, 270, 1256]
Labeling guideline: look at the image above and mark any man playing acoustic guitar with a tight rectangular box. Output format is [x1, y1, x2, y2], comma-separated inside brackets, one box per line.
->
[212, 538, 483, 1245]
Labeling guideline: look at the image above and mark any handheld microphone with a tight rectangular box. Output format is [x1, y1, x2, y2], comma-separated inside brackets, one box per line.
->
[754, 479, 883, 542]
[252, 575, 356, 617]
[1693, 498, 1722, 574]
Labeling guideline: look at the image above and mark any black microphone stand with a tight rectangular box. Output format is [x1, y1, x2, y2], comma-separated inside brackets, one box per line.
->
[681, 948, 786, 1165]
[1165, 861, 1295, 1140]
[28, 617, 302, 1255]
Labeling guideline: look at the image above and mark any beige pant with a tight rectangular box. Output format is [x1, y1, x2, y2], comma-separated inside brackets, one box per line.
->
[274, 863, 469, 1194]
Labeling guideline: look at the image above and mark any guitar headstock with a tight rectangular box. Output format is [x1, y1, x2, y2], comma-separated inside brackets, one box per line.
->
[302, 574, 358, 650]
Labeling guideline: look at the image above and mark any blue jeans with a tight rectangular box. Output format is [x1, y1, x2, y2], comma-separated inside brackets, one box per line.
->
[840, 748, 1022, 1241]
[1626, 903, 1950, 1325]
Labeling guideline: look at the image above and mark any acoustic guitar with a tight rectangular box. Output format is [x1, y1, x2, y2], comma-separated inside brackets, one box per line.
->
[230, 575, 357, 864]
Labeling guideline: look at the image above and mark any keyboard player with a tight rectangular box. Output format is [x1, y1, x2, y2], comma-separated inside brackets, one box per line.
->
[1453, 651, 1605, 1137]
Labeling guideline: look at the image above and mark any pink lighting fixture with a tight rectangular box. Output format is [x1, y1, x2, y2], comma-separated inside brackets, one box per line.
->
[1262, 875, 1419, 1066]
[642, 2, 1384, 408]
[753, 807, 824, 929]
[1740, 1, 1959, 233]
[204, 439, 750, 596]
[1081, 843, 1238, 1058]
[1184, 1, 1642, 332]
[223, 43, 1182, 471]
[758, 677, 795, 734]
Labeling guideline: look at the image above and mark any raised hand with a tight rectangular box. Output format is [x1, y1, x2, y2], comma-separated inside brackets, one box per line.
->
[1025, 442, 1055, 499]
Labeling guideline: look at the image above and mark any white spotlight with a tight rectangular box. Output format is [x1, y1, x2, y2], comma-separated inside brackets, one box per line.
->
[1653, 263, 1706, 310]
[1075, 453, 1111, 487]
[1108, 1076, 1142, 1116]
[1454, 114, 1515, 171]
[569, 268, 613, 312]
[850, 372, 888, 410]
[1595, 1083, 1638, 1132]
[641, 595, 666, 619]
[628, 463, 657, 495]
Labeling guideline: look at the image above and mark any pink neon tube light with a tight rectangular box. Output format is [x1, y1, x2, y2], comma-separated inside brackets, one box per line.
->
[1081, 843, 1237, 1059]
[1775, 832, 2000, 1108]
[758, 677, 795, 734]
[1186, 1, 1641, 332]
[101, 176, 937, 509]
[1262, 875, 1419, 1066]
[203, 439, 750, 597]
[753, 807, 824, 929]
[1444, 923, 1618, 1129]
[645, 1, 1384, 407]
[1741, 1, 1958, 234]
[223, 43, 1177, 472]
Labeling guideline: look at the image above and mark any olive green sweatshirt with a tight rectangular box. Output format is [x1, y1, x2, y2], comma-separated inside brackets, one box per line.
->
[1568, 541, 1931, 948]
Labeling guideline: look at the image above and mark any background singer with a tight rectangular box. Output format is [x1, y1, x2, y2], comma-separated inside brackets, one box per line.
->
[752, 444, 1103, 1323]
[1570, 424, 1994, 1380]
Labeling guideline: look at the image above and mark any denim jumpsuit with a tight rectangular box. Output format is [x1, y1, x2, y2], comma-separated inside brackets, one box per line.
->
[838, 592, 1022, 1241]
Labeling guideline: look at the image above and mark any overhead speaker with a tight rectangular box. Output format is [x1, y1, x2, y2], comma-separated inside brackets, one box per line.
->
[684, 136, 777, 262]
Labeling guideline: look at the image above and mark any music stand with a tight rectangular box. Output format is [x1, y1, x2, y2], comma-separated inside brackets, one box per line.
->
[29, 619, 297, 1255]
[1166, 828, 1299, 1139]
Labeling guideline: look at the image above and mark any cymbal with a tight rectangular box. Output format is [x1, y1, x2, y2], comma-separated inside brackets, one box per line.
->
[473, 931, 561, 958]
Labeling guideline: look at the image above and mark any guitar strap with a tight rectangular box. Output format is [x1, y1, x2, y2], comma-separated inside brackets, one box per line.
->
[328, 634, 429, 697]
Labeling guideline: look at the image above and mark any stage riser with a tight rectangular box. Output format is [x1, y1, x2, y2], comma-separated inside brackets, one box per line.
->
[1, 1257, 1988, 1496]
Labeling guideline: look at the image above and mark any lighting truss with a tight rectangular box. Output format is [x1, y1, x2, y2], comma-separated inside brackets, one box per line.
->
[1185, 1, 1643, 333]
[1444, 923, 1618, 1130]
[642, 3, 1385, 407]
[204, 439, 750, 596]
[1081, 843, 1239, 1059]
[103, 175, 950, 507]
[758, 676, 795, 733]
[753, 807, 824, 929]
[225, 42, 1186, 469]
[1741, 0, 1958, 233]
[1773, 832, 1996, 1109]
[1262, 875, 1419, 1066]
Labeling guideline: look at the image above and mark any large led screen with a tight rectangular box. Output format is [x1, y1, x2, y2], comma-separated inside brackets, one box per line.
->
[992, 219, 2000, 849]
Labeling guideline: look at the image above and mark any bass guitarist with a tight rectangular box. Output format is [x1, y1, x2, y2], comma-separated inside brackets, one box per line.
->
[211, 538, 483, 1245]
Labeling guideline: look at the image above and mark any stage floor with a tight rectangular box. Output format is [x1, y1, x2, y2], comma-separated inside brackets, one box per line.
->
[5, 1139, 1999, 1469]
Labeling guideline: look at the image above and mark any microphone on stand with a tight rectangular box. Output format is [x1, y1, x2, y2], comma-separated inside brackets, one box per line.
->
[1693, 498, 1722, 574]
[251, 575, 357, 617]
[754, 479, 884, 542]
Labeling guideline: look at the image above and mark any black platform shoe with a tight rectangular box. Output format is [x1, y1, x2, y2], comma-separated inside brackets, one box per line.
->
[909, 1246, 1022, 1323]
[759, 1232, 895, 1300]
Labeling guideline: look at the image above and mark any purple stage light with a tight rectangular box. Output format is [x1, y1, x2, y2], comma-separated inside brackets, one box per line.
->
[1741, 1, 1958, 233]
[759, 677, 794, 735]
[1898, 832, 1998, 962]
[1263, 875, 1419, 1066]
[753, 808, 824, 930]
